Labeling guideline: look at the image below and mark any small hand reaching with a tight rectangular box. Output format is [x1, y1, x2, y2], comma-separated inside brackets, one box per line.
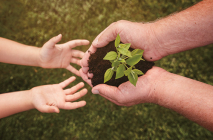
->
[31, 76, 87, 113]
[40, 34, 90, 76]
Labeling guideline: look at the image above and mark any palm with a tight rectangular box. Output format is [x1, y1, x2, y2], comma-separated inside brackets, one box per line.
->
[39, 35, 89, 76]
[80, 20, 162, 84]
[31, 77, 87, 113]
[32, 85, 66, 109]
[91, 67, 164, 106]
[40, 43, 73, 68]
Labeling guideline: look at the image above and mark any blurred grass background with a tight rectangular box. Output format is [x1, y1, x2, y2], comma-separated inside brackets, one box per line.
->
[0, 0, 213, 139]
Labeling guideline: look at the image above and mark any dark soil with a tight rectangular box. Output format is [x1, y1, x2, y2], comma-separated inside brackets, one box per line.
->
[88, 41, 155, 87]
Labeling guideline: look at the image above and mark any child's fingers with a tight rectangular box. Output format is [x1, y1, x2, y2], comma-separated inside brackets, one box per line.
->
[45, 34, 62, 48]
[64, 82, 84, 95]
[63, 101, 86, 110]
[80, 52, 90, 67]
[71, 50, 85, 58]
[59, 76, 76, 88]
[65, 88, 87, 102]
[70, 58, 82, 66]
[66, 65, 81, 76]
[67, 40, 90, 49]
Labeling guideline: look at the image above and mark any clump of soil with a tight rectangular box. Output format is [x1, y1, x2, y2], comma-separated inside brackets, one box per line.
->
[88, 41, 155, 87]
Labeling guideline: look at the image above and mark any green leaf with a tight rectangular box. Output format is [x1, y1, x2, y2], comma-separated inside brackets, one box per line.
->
[133, 69, 144, 75]
[104, 68, 114, 83]
[118, 43, 131, 50]
[112, 60, 120, 67]
[124, 67, 132, 76]
[117, 48, 132, 57]
[128, 71, 138, 86]
[126, 51, 132, 57]
[131, 49, 144, 56]
[124, 43, 131, 50]
[118, 58, 126, 63]
[115, 64, 126, 79]
[103, 51, 117, 60]
[126, 54, 142, 66]
[115, 34, 120, 47]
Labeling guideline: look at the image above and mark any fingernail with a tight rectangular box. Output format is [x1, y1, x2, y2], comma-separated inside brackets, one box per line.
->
[92, 89, 100, 94]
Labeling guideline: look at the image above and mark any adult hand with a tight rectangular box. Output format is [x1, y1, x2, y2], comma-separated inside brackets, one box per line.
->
[40, 34, 90, 76]
[80, 20, 166, 86]
[31, 76, 87, 113]
[90, 66, 165, 106]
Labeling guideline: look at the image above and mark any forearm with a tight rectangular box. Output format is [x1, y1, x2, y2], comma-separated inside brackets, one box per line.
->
[0, 90, 34, 118]
[151, 0, 213, 57]
[0, 37, 41, 66]
[154, 71, 213, 131]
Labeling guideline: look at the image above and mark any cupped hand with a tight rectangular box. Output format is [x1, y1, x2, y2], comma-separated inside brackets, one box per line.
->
[40, 34, 90, 76]
[31, 76, 87, 113]
[80, 20, 163, 86]
[90, 67, 165, 106]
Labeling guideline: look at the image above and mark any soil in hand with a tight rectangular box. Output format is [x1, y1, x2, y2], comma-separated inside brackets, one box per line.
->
[88, 41, 155, 87]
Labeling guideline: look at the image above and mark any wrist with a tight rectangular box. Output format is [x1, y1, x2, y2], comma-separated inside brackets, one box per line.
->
[25, 46, 42, 67]
[36, 47, 46, 68]
[28, 88, 36, 110]
[141, 22, 166, 61]
[144, 67, 169, 104]
[151, 69, 188, 108]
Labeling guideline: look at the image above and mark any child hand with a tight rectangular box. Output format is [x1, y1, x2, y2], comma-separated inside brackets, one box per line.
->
[39, 34, 90, 76]
[30, 76, 87, 113]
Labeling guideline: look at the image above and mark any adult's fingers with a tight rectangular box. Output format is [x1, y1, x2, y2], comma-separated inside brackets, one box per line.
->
[92, 84, 120, 100]
[81, 66, 89, 74]
[92, 83, 135, 106]
[80, 46, 97, 67]
[87, 72, 93, 79]
[92, 22, 118, 48]
[79, 69, 93, 87]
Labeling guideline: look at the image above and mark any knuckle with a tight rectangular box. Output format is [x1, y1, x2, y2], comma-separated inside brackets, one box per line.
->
[115, 20, 127, 26]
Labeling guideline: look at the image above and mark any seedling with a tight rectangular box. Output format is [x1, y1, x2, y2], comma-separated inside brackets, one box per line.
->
[103, 34, 144, 86]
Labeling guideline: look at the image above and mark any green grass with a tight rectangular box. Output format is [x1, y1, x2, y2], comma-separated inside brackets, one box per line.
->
[0, 0, 213, 139]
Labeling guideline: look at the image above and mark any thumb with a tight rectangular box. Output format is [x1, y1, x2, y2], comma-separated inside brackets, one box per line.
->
[92, 84, 119, 101]
[45, 34, 62, 48]
[38, 105, 60, 113]
[92, 22, 118, 48]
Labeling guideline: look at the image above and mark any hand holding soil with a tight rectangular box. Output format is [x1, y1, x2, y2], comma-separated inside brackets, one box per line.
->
[88, 39, 154, 87]
[80, 20, 160, 87]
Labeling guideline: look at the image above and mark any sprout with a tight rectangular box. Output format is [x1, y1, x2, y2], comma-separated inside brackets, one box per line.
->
[103, 34, 144, 86]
